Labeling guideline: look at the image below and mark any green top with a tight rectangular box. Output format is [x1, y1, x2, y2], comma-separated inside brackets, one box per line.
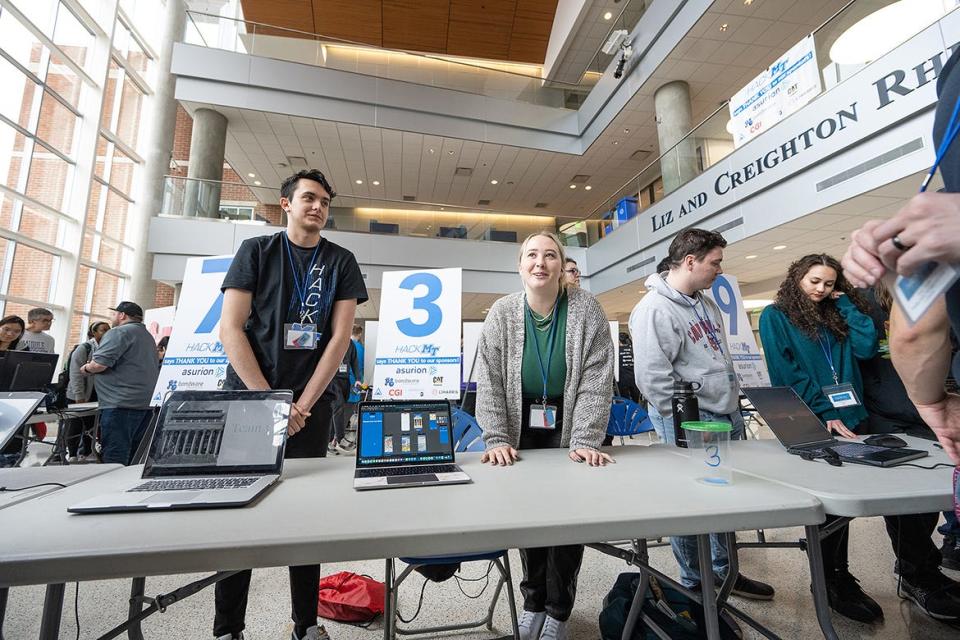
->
[681, 421, 732, 432]
[521, 292, 568, 399]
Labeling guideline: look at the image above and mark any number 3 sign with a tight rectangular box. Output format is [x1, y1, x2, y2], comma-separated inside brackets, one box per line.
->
[372, 268, 462, 400]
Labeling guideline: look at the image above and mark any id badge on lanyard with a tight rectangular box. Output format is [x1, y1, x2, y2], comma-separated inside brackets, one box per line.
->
[528, 403, 558, 430]
[284, 323, 318, 350]
[282, 234, 322, 350]
[822, 382, 861, 409]
[526, 298, 561, 430]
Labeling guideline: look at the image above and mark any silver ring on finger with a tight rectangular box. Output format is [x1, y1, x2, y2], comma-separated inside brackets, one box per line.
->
[891, 235, 912, 252]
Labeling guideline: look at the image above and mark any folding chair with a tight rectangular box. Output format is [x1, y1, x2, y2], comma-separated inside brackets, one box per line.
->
[382, 408, 520, 640]
[606, 396, 654, 445]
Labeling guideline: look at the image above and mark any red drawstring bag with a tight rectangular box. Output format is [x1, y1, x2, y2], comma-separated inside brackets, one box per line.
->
[317, 572, 385, 622]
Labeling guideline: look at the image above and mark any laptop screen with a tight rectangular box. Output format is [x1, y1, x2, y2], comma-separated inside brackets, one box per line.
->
[742, 386, 833, 448]
[0, 392, 45, 450]
[144, 390, 292, 477]
[357, 400, 454, 467]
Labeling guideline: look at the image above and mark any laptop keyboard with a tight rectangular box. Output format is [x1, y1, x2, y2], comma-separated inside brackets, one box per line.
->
[812, 443, 886, 457]
[129, 477, 259, 492]
[356, 464, 459, 478]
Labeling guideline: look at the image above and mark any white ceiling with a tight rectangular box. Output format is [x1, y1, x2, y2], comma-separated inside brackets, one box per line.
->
[183, 0, 850, 219]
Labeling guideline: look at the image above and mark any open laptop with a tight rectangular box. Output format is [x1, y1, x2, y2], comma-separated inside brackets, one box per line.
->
[354, 399, 471, 490]
[69, 390, 291, 513]
[742, 386, 929, 467]
[0, 391, 46, 465]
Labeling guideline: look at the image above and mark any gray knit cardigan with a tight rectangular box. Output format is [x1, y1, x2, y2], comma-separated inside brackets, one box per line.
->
[475, 286, 614, 451]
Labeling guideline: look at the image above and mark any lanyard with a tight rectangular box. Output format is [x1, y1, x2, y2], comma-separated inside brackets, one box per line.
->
[688, 297, 724, 356]
[525, 298, 561, 403]
[920, 94, 960, 192]
[282, 233, 322, 318]
[816, 330, 839, 385]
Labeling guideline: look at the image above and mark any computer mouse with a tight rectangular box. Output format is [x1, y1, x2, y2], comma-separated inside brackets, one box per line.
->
[863, 434, 907, 448]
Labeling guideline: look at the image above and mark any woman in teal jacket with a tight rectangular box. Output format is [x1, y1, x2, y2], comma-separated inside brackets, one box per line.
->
[760, 254, 880, 624]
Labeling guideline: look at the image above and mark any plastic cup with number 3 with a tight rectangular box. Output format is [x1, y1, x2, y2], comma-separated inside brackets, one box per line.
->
[681, 421, 733, 486]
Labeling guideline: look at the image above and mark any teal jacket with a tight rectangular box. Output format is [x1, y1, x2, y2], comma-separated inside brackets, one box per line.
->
[759, 295, 878, 429]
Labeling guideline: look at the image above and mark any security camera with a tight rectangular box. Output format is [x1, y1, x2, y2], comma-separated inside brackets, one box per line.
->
[602, 29, 629, 55]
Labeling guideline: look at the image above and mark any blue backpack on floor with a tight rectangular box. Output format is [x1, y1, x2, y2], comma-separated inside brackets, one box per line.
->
[599, 572, 740, 639]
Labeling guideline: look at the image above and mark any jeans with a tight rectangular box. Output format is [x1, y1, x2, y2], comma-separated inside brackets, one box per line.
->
[99, 408, 153, 465]
[648, 405, 745, 587]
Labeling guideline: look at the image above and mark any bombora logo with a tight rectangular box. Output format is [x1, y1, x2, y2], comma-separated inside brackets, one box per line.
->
[394, 344, 441, 356]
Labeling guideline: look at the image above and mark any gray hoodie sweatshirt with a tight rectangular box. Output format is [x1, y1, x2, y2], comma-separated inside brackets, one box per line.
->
[628, 273, 739, 416]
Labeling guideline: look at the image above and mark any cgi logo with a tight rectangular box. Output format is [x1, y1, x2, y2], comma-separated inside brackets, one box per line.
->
[395, 344, 441, 356]
[388, 388, 403, 397]
[432, 376, 443, 386]
[385, 377, 395, 387]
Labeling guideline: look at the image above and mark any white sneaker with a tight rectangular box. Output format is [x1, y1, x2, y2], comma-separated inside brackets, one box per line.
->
[293, 625, 330, 640]
[215, 633, 243, 640]
[539, 615, 568, 640]
[335, 438, 356, 454]
[518, 610, 546, 640]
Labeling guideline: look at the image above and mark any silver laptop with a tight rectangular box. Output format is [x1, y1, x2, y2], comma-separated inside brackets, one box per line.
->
[0, 392, 46, 465]
[69, 390, 291, 513]
[742, 387, 929, 467]
[353, 399, 471, 490]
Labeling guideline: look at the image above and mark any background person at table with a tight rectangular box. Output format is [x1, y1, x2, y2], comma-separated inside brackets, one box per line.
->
[328, 328, 360, 454]
[856, 282, 960, 620]
[80, 302, 159, 465]
[759, 254, 882, 623]
[65, 320, 109, 462]
[18, 307, 54, 353]
[0, 315, 25, 351]
[563, 257, 580, 288]
[629, 227, 774, 602]
[217, 168, 367, 640]
[476, 231, 614, 640]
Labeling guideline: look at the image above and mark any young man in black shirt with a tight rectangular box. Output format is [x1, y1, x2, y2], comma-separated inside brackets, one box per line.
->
[215, 169, 368, 640]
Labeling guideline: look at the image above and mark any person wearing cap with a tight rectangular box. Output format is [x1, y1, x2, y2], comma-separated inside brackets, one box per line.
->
[80, 301, 160, 465]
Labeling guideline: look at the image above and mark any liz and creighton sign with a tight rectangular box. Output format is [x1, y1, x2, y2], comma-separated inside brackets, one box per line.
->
[372, 268, 462, 400]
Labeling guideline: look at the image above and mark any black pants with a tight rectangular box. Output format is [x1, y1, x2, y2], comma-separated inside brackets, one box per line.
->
[65, 398, 95, 457]
[820, 515, 851, 577]
[329, 377, 351, 442]
[213, 399, 332, 637]
[517, 396, 583, 621]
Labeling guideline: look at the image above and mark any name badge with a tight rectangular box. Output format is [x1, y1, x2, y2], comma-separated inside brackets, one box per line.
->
[822, 383, 860, 409]
[528, 404, 558, 430]
[338, 363, 349, 373]
[284, 323, 318, 350]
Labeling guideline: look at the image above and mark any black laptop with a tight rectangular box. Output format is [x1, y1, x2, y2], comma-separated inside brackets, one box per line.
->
[742, 387, 929, 467]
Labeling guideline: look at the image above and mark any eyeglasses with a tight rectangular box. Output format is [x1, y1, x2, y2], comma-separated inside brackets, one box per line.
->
[564, 268, 580, 276]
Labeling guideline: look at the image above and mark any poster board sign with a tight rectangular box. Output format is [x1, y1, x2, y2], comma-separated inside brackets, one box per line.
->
[728, 35, 821, 148]
[151, 255, 233, 405]
[704, 274, 770, 387]
[144, 306, 175, 344]
[372, 268, 462, 400]
[462, 322, 483, 384]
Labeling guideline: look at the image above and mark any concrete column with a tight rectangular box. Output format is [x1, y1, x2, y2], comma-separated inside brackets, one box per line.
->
[127, 0, 186, 310]
[184, 108, 228, 218]
[654, 80, 697, 193]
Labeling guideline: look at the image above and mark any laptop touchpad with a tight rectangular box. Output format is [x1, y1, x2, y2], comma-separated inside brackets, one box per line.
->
[139, 492, 204, 504]
[387, 474, 438, 484]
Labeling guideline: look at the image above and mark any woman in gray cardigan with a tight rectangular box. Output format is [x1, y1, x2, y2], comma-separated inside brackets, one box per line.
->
[476, 231, 615, 640]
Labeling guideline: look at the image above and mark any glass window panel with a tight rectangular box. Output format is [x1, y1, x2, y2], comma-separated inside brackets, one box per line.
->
[119, 0, 162, 50]
[114, 75, 143, 148]
[80, 229, 96, 262]
[107, 144, 135, 197]
[10, 0, 59, 37]
[72, 263, 91, 310]
[6, 242, 56, 301]
[1, 300, 35, 321]
[100, 60, 120, 132]
[0, 237, 9, 289]
[96, 235, 122, 271]
[76, 0, 113, 31]
[67, 311, 86, 349]
[35, 90, 79, 156]
[0, 55, 41, 129]
[0, 8, 48, 77]
[24, 143, 73, 212]
[114, 21, 151, 78]
[84, 181, 103, 228]
[100, 188, 129, 241]
[93, 135, 109, 183]
[0, 123, 31, 195]
[45, 50, 82, 108]
[17, 203, 60, 246]
[52, 3, 94, 73]
[90, 269, 121, 314]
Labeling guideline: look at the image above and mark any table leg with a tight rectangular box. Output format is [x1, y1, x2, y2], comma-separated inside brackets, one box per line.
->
[127, 578, 146, 640]
[38, 584, 64, 640]
[697, 535, 721, 640]
[804, 525, 839, 640]
[0, 586, 8, 640]
[383, 559, 394, 640]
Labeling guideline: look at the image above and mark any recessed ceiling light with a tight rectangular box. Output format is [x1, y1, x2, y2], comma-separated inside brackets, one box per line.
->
[773, 245, 787, 250]
[585, 185, 592, 190]
[569, 184, 577, 189]
[603, 11, 612, 20]
[744, 0, 753, 5]
[447, 150, 455, 155]
[253, 180, 261, 186]
[613, 140, 620, 145]
[624, 128, 630, 133]
[720, 23, 729, 31]
[429, 148, 435, 154]
[745, 254, 757, 260]
[372, 180, 380, 186]
[355, 179, 363, 184]
[247, 173, 255, 178]
[490, 179, 498, 185]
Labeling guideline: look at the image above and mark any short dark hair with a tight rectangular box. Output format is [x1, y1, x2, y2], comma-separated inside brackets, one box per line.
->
[666, 227, 727, 267]
[655, 257, 672, 273]
[87, 321, 109, 339]
[280, 169, 336, 203]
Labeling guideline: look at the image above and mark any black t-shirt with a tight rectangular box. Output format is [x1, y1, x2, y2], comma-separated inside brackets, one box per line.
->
[221, 232, 368, 399]
[936, 47, 960, 378]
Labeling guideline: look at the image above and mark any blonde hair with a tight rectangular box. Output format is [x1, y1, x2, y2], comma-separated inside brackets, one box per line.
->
[518, 231, 567, 292]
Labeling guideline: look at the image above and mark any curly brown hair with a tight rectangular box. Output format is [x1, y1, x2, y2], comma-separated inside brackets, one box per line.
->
[773, 254, 869, 341]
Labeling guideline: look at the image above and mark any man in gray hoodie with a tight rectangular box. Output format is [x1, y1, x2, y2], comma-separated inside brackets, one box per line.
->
[628, 227, 775, 601]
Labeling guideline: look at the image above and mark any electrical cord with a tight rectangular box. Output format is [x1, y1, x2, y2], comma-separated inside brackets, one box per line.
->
[396, 574, 430, 624]
[453, 561, 494, 600]
[0, 482, 67, 491]
[896, 463, 956, 470]
[74, 581, 80, 640]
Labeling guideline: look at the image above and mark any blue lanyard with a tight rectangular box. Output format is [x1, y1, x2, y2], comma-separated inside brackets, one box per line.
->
[525, 298, 561, 402]
[688, 297, 724, 355]
[282, 233, 322, 318]
[816, 330, 839, 385]
[920, 94, 960, 192]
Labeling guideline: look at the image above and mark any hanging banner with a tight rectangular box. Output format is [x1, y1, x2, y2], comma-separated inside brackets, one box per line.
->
[704, 274, 770, 387]
[728, 35, 821, 148]
[372, 268, 462, 400]
[151, 255, 234, 405]
[144, 306, 176, 344]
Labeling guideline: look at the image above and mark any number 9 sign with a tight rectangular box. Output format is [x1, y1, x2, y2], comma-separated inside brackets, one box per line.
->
[710, 275, 737, 335]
